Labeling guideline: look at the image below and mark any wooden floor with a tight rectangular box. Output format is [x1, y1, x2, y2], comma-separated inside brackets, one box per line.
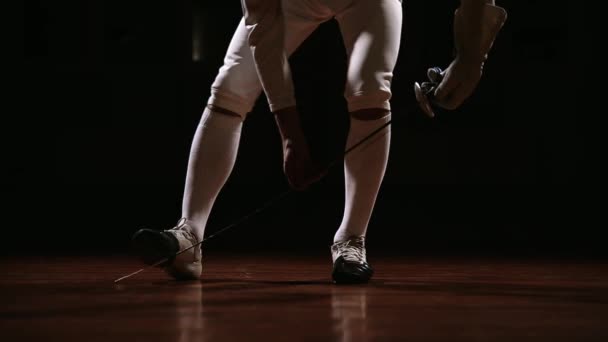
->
[1, 255, 607, 341]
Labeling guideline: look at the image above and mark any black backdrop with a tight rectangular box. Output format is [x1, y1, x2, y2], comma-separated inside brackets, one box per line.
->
[14, 1, 595, 256]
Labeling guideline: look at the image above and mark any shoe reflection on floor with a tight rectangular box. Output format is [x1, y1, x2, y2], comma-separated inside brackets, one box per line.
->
[331, 287, 369, 342]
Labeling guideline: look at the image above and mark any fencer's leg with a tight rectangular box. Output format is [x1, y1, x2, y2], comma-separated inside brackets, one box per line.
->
[131, 106, 243, 280]
[330, 109, 391, 284]
[334, 0, 402, 242]
[241, 0, 295, 112]
[132, 17, 259, 280]
[183, 17, 261, 241]
[209, 18, 264, 117]
[183, 1, 329, 234]
[181, 106, 244, 242]
[333, 110, 391, 243]
[330, 0, 401, 284]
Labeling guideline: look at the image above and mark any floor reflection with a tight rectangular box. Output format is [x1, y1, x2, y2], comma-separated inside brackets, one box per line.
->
[331, 287, 369, 342]
[173, 282, 204, 342]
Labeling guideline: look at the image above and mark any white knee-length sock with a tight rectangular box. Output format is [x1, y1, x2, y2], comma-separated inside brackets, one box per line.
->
[334, 114, 391, 243]
[181, 108, 243, 241]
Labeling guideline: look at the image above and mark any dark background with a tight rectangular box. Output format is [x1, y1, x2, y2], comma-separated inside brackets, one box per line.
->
[14, 1, 595, 257]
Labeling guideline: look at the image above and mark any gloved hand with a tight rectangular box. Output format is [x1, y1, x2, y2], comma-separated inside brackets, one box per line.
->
[434, 57, 484, 110]
[414, 67, 443, 118]
[414, 3, 507, 118]
[274, 107, 327, 191]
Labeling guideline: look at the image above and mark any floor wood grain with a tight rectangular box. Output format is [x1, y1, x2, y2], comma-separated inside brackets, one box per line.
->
[1, 255, 607, 341]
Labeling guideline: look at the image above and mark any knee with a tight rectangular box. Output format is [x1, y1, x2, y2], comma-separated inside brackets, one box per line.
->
[208, 86, 257, 118]
[207, 104, 245, 120]
[350, 108, 390, 121]
[346, 89, 392, 114]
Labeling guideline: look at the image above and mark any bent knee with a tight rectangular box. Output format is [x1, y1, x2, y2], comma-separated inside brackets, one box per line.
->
[346, 89, 392, 113]
[207, 104, 243, 119]
[207, 88, 256, 118]
[350, 108, 391, 121]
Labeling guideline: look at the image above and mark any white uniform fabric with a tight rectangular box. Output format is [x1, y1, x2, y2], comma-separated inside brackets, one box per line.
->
[334, 114, 391, 243]
[209, 0, 403, 115]
[181, 108, 243, 241]
[240, 0, 296, 112]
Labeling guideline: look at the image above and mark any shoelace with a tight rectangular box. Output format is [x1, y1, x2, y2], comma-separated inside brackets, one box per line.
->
[171, 218, 189, 230]
[167, 218, 199, 248]
[335, 238, 366, 263]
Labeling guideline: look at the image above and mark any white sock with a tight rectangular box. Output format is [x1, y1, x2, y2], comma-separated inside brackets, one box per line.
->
[334, 114, 391, 243]
[181, 107, 243, 241]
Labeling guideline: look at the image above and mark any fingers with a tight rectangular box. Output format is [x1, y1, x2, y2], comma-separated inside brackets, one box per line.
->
[444, 83, 475, 109]
[435, 77, 480, 110]
[433, 71, 459, 104]
[414, 82, 436, 118]
[415, 60, 481, 116]
[413, 68, 443, 118]
[434, 58, 484, 110]
[434, 88, 461, 110]
[427, 67, 443, 84]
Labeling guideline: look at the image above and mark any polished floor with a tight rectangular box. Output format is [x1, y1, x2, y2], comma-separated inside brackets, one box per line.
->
[1, 255, 607, 341]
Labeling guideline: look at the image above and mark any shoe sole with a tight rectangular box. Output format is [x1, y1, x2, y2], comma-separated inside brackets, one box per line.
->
[332, 271, 373, 285]
[165, 263, 203, 281]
